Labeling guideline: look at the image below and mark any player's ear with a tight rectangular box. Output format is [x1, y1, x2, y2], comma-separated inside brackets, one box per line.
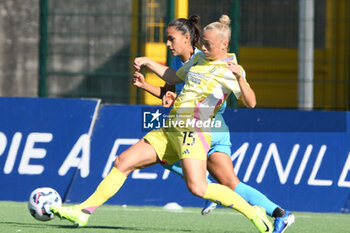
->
[184, 33, 190, 43]
[222, 40, 228, 51]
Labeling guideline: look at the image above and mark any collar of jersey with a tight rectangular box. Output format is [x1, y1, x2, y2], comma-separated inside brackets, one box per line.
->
[200, 52, 236, 64]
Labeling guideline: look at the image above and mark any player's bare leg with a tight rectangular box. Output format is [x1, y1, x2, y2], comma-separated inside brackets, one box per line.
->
[113, 138, 160, 175]
[207, 152, 240, 190]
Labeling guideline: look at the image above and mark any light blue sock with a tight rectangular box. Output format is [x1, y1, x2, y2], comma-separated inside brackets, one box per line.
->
[234, 182, 278, 216]
[162, 162, 212, 183]
[162, 162, 183, 177]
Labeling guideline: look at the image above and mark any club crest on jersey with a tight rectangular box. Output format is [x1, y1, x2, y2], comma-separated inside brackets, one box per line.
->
[209, 66, 219, 73]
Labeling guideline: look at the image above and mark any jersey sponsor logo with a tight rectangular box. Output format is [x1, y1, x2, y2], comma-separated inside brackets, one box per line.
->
[188, 71, 209, 82]
[188, 75, 201, 84]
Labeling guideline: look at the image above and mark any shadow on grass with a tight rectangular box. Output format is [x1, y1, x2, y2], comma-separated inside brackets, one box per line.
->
[0, 221, 192, 232]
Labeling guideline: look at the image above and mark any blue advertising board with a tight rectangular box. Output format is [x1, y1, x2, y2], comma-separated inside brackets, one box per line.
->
[0, 97, 100, 201]
[1, 97, 349, 213]
[222, 108, 350, 212]
[67, 105, 350, 213]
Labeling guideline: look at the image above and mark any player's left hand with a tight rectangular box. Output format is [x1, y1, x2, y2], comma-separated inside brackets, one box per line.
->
[162, 91, 177, 107]
[227, 61, 243, 80]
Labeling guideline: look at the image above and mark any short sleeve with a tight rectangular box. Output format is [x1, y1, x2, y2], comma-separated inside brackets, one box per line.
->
[221, 65, 247, 99]
[176, 53, 200, 81]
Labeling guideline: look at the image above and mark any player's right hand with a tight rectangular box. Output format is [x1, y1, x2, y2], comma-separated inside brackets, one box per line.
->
[132, 71, 145, 88]
[162, 91, 177, 107]
[133, 57, 149, 71]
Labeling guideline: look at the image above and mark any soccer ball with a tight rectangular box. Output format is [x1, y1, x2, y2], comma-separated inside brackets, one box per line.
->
[28, 187, 62, 221]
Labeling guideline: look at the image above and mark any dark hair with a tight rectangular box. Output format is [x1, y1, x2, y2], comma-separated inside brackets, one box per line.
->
[168, 14, 201, 48]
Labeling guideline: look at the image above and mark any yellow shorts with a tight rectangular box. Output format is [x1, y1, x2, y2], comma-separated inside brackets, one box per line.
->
[144, 127, 211, 165]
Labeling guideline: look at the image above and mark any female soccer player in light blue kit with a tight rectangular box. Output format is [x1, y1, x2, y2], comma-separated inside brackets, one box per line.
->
[133, 15, 294, 233]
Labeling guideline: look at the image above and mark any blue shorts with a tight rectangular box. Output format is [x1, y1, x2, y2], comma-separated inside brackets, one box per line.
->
[208, 113, 231, 156]
[208, 132, 231, 156]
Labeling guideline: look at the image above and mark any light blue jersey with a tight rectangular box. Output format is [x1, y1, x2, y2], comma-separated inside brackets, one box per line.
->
[170, 47, 200, 95]
[170, 47, 231, 156]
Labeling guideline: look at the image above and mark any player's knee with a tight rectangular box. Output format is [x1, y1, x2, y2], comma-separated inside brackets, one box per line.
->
[186, 183, 207, 198]
[113, 152, 133, 175]
[113, 156, 121, 167]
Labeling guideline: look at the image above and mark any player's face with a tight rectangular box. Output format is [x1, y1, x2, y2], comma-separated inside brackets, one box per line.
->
[201, 29, 227, 60]
[166, 26, 190, 57]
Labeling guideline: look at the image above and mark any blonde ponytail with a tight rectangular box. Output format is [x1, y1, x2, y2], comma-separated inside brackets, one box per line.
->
[219, 14, 231, 26]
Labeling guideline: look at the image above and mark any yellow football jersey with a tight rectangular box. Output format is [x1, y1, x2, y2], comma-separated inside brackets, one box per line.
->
[173, 52, 246, 123]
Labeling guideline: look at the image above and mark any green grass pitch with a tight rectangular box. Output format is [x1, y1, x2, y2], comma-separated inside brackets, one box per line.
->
[1, 201, 349, 232]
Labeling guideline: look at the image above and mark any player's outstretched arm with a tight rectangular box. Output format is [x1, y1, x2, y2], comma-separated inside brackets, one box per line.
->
[227, 62, 256, 108]
[132, 73, 175, 99]
[132, 73, 161, 98]
[133, 57, 183, 85]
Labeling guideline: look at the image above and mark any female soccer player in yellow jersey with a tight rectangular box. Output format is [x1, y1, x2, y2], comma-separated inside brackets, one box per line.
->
[134, 15, 294, 233]
[51, 15, 274, 233]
